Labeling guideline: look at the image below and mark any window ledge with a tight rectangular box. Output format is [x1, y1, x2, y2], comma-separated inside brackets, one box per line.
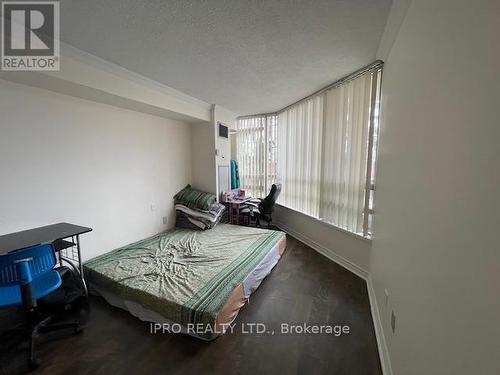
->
[275, 203, 372, 243]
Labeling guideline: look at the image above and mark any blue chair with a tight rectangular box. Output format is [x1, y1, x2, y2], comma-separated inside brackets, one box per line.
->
[0, 243, 81, 369]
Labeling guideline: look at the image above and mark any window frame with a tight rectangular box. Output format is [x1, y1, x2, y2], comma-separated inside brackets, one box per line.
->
[236, 63, 383, 239]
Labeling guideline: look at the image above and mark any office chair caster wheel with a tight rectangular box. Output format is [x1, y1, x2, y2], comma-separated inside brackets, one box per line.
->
[28, 357, 40, 370]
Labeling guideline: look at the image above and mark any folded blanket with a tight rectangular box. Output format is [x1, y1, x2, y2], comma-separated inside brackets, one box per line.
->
[175, 202, 226, 230]
[174, 185, 216, 211]
[175, 211, 205, 230]
[175, 203, 225, 223]
[176, 211, 224, 230]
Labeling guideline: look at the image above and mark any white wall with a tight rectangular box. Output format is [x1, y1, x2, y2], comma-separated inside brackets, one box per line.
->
[274, 205, 371, 276]
[375, 0, 412, 61]
[371, 1, 500, 374]
[190, 121, 217, 194]
[230, 133, 237, 161]
[189, 105, 236, 197]
[214, 105, 235, 165]
[0, 79, 192, 261]
[213, 105, 236, 198]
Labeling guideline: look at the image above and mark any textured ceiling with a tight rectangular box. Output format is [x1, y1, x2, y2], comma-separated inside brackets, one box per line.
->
[60, 0, 391, 115]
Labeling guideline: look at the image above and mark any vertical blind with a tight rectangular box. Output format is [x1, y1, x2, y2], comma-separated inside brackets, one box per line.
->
[236, 115, 278, 197]
[319, 71, 375, 234]
[266, 115, 279, 192]
[237, 66, 381, 236]
[277, 96, 323, 217]
[236, 116, 266, 197]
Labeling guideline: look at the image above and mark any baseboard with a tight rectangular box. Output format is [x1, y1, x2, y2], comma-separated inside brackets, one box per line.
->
[274, 221, 392, 375]
[274, 221, 369, 280]
[367, 277, 393, 375]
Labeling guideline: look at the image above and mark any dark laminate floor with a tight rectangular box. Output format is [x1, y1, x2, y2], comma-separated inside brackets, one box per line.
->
[0, 235, 381, 375]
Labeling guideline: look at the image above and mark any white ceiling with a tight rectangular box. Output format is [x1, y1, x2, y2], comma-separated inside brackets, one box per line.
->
[60, 0, 391, 115]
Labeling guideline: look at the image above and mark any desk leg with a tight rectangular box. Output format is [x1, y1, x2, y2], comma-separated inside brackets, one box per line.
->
[230, 203, 240, 225]
[76, 235, 88, 296]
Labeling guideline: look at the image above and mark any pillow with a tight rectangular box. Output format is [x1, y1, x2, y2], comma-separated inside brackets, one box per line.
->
[174, 184, 216, 211]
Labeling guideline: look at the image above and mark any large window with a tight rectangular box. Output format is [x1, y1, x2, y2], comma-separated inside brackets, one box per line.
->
[236, 64, 382, 237]
[236, 115, 278, 197]
[277, 96, 323, 218]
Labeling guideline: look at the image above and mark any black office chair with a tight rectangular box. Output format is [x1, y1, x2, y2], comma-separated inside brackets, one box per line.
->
[241, 184, 282, 227]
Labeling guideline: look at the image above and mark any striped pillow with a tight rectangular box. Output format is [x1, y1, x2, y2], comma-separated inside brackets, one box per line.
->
[174, 185, 216, 211]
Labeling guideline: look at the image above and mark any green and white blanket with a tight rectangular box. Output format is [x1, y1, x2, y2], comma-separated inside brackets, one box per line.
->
[173, 184, 216, 211]
[84, 224, 285, 339]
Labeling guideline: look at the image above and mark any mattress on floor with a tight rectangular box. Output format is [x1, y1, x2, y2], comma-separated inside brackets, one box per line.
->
[83, 224, 286, 340]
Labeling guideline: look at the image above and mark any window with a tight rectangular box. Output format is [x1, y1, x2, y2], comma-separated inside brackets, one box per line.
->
[319, 69, 381, 236]
[277, 96, 323, 218]
[236, 65, 382, 237]
[236, 114, 278, 197]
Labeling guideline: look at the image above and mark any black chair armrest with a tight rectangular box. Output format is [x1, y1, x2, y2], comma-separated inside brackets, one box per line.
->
[245, 201, 260, 208]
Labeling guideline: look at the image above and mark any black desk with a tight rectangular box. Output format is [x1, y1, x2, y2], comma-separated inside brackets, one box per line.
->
[0, 222, 92, 293]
